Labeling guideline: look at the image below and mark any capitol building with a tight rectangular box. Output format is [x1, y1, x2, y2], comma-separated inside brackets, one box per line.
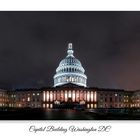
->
[0, 43, 140, 109]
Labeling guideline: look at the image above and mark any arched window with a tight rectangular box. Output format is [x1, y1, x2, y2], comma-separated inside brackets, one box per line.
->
[72, 68, 74, 72]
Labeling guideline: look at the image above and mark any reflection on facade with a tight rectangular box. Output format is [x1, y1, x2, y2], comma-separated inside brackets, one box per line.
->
[0, 43, 140, 109]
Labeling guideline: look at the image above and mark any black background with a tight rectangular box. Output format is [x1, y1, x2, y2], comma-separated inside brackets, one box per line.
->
[0, 11, 139, 90]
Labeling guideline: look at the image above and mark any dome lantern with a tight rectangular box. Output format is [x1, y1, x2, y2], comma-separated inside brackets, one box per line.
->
[67, 43, 74, 57]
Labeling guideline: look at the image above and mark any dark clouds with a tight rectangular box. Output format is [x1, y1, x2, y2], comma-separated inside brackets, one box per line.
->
[0, 11, 140, 90]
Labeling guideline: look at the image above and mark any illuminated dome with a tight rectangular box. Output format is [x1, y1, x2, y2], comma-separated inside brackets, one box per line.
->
[53, 43, 87, 87]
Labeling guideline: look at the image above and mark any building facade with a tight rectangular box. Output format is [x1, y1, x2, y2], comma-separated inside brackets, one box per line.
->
[0, 43, 139, 109]
[0, 89, 9, 108]
[8, 89, 42, 108]
[131, 90, 140, 108]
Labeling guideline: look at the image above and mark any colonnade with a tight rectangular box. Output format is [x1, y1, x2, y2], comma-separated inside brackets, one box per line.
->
[43, 90, 97, 109]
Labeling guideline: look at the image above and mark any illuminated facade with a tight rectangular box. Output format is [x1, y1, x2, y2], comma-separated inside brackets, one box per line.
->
[97, 89, 132, 108]
[53, 43, 87, 87]
[6, 87, 139, 109]
[131, 90, 140, 108]
[42, 86, 97, 109]
[8, 89, 42, 108]
[0, 43, 139, 109]
[0, 89, 9, 108]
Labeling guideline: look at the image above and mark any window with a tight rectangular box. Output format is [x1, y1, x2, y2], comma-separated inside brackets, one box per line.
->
[87, 104, 90, 108]
[50, 104, 53, 108]
[43, 104, 45, 108]
[119, 98, 121, 102]
[94, 104, 97, 108]
[27, 97, 30, 102]
[91, 104, 93, 108]
[46, 104, 49, 108]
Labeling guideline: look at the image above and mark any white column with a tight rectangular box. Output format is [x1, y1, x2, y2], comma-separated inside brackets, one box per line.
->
[50, 91, 53, 102]
[65, 90, 68, 102]
[94, 91, 97, 102]
[68, 90, 71, 98]
[87, 91, 90, 102]
[91, 91, 93, 102]
[72, 90, 75, 102]
[46, 91, 49, 102]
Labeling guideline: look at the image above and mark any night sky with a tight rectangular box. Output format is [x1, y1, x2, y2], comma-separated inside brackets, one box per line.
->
[0, 11, 140, 90]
